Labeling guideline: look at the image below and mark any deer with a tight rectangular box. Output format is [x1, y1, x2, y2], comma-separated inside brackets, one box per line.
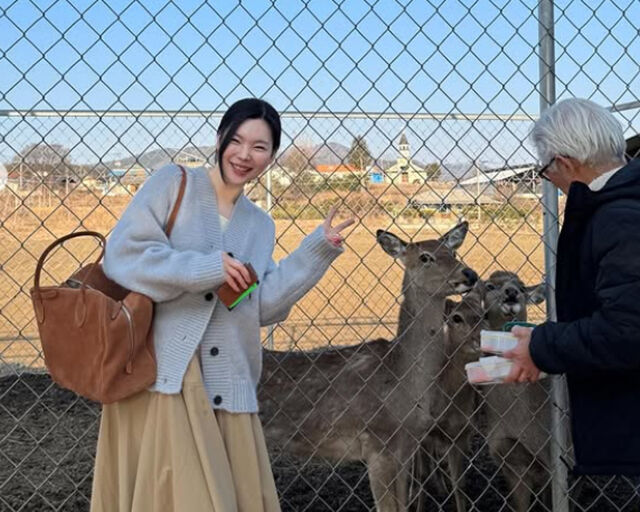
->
[410, 289, 486, 512]
[258, 222, 478, 512]
[478, 270, 550, 512]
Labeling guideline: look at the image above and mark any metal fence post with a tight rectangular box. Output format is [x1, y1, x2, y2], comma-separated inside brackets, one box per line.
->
[539, 2, 570, 511]
[266, 166, 275, 350]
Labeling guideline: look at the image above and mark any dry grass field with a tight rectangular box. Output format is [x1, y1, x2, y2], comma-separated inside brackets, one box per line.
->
[0, 188, 547, 368]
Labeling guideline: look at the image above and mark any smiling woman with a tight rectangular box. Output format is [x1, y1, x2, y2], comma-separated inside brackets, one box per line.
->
[90, 98, 355, 512]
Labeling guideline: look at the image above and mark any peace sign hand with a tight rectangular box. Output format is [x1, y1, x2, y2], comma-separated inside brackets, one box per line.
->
[323, 205, 355, 247]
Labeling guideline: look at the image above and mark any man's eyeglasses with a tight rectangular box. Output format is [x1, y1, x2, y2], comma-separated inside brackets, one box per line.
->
[535, 156, 556, 181]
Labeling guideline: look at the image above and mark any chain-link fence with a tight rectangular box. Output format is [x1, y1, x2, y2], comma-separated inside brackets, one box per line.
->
[1, 1, 640, 511]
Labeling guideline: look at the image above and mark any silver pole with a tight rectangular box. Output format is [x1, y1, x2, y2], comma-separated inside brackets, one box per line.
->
[538, 2, 570, 511]
[266, 167, 275, 350]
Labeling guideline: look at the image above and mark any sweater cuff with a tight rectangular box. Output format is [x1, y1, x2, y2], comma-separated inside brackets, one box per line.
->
[529, 323, 565, 374]
[188, 250, 225, 291]
[300, 225, 345, 271]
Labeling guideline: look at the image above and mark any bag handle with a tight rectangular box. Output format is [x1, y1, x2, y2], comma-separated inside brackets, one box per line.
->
[33, 165, 188, 294]
[33, 231, 107, 293]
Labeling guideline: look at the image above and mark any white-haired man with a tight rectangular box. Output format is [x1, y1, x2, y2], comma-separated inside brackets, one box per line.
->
[504, 98, 640, 476]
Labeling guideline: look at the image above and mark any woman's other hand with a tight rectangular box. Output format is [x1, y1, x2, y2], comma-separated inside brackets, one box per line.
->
[222, 252, 251, 292]
[323, 205, 355, 247]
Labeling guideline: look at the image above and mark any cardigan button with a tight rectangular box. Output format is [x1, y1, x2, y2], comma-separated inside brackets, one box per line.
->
[204, 292, 214, 301]
[210, 346, 219, 357]
[213, 395, 222, 405]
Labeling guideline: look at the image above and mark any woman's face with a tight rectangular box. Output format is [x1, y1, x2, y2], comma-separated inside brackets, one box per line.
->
[219, 118, 274, 186]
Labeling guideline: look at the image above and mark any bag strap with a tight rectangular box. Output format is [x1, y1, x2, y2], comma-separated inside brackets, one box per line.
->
[165, 165, 187, 237]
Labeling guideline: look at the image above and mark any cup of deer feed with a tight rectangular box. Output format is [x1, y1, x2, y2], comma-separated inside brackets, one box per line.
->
[465, 356, 514, 385]
[480, 330, 519, 355]
[466, 354, 548, 385]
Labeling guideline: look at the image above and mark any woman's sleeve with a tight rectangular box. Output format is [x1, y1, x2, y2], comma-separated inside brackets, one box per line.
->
[259, 225, 344, 326]
[103, 165, 225, 302]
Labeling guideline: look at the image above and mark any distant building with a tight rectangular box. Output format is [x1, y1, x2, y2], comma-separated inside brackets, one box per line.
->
[312, 164, 364, 186]
[410, 187, 499, 211]
[265, 164, 293, 186]
[458, 163, 541, 197]
[367, 163, 386, 184]
[380, 134, 431, 184]
[173, 149, 208, 168]
[110, 164, 152, 192]
[0, 164, 6, 192]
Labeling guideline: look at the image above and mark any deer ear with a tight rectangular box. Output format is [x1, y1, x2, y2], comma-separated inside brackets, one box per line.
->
[376, 230, 406, 258]
[525, 282, 546, 304]
[440, 221, 468, 251]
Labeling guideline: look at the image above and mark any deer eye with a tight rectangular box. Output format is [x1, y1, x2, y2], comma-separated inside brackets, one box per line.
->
[452, 313, 464, 324]
[419, 253, 434, 264]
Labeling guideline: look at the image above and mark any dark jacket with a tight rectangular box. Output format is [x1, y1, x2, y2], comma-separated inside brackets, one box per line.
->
[530, 158, 640, 476]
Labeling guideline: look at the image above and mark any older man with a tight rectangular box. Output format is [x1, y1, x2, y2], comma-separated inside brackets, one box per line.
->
[504, 98, 640, 475]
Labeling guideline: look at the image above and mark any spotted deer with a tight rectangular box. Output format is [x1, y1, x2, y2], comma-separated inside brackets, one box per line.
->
[411, 290, 486, 512]
[258, 222, 478, 512]
[479, 270, 550, 512]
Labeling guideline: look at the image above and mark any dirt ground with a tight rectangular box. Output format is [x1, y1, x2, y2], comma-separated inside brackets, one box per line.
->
[1, 372, 638, 512]
[1, 204, 547, 365]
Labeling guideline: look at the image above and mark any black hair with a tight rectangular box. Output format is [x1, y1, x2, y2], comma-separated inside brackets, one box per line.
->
[216, 98, 281, 180]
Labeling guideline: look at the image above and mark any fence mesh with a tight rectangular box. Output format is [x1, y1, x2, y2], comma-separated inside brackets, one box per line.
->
[1, 1, 639, 511]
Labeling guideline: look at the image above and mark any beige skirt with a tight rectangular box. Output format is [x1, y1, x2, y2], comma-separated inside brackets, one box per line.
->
[90, 357, 281, 512]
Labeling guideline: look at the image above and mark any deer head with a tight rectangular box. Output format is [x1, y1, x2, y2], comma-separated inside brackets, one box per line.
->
[376, 221, 478, 298]
[444, 291, 486, 360]
[482, 270, 546, 329]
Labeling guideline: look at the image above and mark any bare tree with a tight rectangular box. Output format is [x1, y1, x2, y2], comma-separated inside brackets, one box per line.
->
[13, 142, 73, 193]
[280, 137, 315, 177]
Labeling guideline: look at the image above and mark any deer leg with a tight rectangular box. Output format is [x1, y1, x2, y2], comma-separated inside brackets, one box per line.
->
[407, 443, 436, 512]
[447, 440, 469, 512]
[527, 459, 552, 509]
[367, 452, 408, 512]
[490, 437, 533, 512]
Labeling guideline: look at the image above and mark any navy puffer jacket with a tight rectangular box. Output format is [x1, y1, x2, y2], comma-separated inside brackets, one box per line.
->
[530, 159, 640, 476]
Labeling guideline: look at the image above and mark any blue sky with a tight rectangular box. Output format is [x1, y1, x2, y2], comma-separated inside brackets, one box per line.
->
[1, 0, 639, 166]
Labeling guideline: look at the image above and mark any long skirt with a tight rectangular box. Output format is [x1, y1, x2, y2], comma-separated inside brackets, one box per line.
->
[90, 356, 281, 512]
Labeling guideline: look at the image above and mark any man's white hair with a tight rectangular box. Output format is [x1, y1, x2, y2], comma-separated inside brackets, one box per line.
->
[530, 98, 626, 168]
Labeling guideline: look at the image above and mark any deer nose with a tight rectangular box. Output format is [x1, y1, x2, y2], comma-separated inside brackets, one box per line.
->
[505, 287, 518, 300]
[462, 268, 478, 285]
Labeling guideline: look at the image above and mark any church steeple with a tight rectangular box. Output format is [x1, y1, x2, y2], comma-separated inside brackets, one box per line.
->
[398, 133, 410, 164]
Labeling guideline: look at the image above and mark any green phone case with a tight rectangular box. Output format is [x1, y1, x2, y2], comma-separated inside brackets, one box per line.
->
[228, 282, 259, 310]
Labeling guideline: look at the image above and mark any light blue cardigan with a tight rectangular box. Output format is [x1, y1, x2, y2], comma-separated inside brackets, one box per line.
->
[104, 164, 343, 412]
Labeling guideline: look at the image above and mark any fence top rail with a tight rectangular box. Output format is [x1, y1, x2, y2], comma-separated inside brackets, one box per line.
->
[2, 102, 637, 120]
[0, 109, 538, 121]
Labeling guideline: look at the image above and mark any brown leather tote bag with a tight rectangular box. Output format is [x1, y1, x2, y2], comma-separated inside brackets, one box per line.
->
[30, 166, 187, 403]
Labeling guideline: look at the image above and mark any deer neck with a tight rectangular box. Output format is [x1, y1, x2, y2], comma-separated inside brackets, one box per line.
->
[396, 286, 447, 366]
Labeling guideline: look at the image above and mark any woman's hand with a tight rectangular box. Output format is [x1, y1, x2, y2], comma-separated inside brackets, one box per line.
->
[323, 205, 355, 247]
[222, 252, 252, 292]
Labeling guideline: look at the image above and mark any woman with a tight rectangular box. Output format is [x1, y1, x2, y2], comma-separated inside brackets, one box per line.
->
[91, 98, 354, 512]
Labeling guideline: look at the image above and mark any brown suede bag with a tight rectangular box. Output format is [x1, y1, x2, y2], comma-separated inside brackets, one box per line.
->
[30, 166, 187, 403]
